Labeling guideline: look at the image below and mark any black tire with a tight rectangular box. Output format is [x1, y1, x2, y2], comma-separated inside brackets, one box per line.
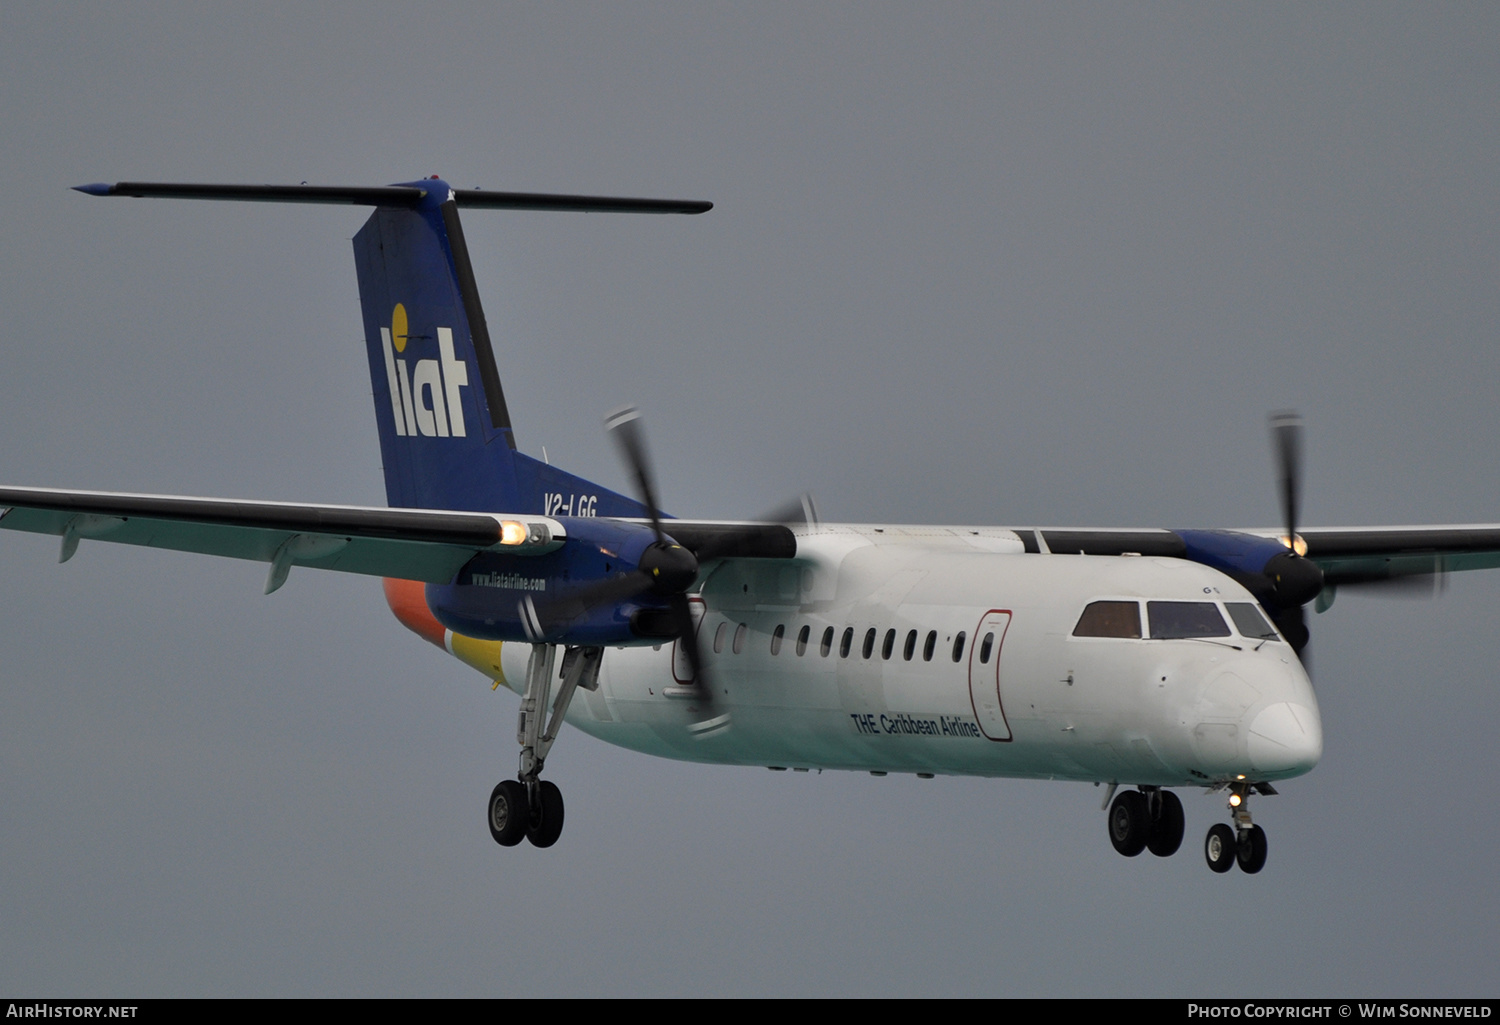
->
[526, 780, 565, 849]
[1204, 823, 1236, 873]
[1146, 790, 1185, 857]
[1108, 790, 1149, 857]
[488, 780, 528, 847]
[1236, 824, 1268, 874]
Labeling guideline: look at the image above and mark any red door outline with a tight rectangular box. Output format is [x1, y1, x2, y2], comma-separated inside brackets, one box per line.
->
[967, 609, 1014, 742]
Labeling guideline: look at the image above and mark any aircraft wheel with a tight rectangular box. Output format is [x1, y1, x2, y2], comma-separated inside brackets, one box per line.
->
[1236, 824, 1268, 874]
[1107, 790, 1149, 857]
[1204, 823, 1236, 873]
[1146, 790, 1185, 857]
[488, 780, 528, 847]
[526, 780, 565, 849]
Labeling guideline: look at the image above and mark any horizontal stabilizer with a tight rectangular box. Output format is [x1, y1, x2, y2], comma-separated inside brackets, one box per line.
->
[452, 189, 710, 214]
[74, 181, 711, 214]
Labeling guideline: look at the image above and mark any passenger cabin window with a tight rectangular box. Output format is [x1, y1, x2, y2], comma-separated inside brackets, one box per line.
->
[796, 625, 810, 656]
[1148, 601, 1231, 639]
[770, 624, 784, 655]
[1226, 603, 1280, 642]
[732, 623, 747, 654]
[713, 622, 728, 653]
[951, 631, 966, 663]
[1072, 601, 1142, 639]
[903, 630, 917, 661]
[861, 628, 876, 659]
[922, 630, 937, 662]
[881, 629, 896, 660]
[820, 626, 834, 657]
[979, 631, 994, 664]
[839, 627, 854, 658]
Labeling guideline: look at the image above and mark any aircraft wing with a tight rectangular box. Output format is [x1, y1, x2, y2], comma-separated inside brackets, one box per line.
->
[1293, 526, 1500, 585]
[0, 486, 798, 594]
[1025, 524, 1500, 587]
[1188, 524, 1500, 588]
[0, 486, 533, 589]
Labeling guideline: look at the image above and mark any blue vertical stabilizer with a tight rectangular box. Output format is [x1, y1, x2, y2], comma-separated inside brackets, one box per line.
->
[351, 180, 647, 516]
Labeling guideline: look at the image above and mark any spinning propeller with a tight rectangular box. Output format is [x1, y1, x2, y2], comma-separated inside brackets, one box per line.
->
[1271, 411, 1304, 558]
[605, 406, 709, 686]
[1260, 411, 1445, 661]
[1264, 411, 1324, 653]
[522, 407, 813, 692]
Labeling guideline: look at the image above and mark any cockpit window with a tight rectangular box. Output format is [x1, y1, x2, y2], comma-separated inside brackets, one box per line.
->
[1072, 601, 1142, 639]
[1148, 601, 1230, 639]
[1226, 602, 1280, 641]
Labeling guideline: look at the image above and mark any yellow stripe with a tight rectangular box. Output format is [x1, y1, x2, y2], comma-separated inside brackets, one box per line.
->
[448, 632, 506, 687]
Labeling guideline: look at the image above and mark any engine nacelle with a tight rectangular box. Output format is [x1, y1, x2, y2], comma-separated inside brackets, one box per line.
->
[426, 516, 687, 646]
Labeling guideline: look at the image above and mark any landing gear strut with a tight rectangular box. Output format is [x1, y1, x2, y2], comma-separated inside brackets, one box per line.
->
[1203, 781, 1269, 874]
[487, 643, 601, 849]
[1105, 786, 1185, 858]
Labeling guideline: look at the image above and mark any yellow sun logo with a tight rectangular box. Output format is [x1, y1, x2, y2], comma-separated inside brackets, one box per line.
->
[391, 303, 408, 353]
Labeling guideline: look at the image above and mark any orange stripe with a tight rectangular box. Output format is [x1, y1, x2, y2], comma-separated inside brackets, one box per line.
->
[382, 577, 447, 649]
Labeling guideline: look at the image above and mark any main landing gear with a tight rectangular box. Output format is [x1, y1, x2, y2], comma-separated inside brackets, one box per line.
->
[487, 643, 602, 850]
[1204, 781, 1270, 875]
[1106, 786, 1185, 858]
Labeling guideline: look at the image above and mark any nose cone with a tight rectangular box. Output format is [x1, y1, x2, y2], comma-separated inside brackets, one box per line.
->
[1247, 700, 1323, 776]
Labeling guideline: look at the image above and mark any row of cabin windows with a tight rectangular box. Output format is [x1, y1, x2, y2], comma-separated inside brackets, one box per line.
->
[709, 622, 993, 665]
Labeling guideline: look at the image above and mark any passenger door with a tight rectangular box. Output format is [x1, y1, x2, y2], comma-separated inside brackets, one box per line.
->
[968, 610, 1013, 741]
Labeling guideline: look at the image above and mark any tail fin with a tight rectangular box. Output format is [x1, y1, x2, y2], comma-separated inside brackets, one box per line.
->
[75, 177, 711, 516]
[352, 193, 526, 511]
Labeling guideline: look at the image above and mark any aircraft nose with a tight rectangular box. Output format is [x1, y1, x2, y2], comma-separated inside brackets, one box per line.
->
[1246, 699, 1323, 775]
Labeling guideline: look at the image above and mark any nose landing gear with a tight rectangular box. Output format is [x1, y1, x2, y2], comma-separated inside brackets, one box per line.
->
[487, 642, 600, 850]
[1203, 781, 1270, 874]
[1204, 822, 1236, 872]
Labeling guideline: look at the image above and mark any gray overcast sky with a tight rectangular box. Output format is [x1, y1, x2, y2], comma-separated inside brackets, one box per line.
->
[1, 3, 1497, 997]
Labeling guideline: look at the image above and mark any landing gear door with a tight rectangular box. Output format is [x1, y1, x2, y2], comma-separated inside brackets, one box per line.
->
[968, 610, 1013, 741]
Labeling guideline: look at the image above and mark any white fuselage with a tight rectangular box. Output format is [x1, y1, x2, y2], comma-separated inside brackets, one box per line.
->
[490, 525, 1324, 787]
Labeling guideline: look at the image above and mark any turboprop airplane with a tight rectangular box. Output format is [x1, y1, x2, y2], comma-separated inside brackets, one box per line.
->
[5, 178, 1499, 875]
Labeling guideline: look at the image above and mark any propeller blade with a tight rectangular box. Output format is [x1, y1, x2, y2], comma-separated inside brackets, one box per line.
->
[522, 568, 656, 640]
[669, 592, 710, 691]
[603, 407, 710, 689]
[606, 406, 666, 541]
[1270, 411, 1304, 548]
[600, 406, 801, 702]
[1270, 604, 1310, 656]
[757, 492, 820, 531]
